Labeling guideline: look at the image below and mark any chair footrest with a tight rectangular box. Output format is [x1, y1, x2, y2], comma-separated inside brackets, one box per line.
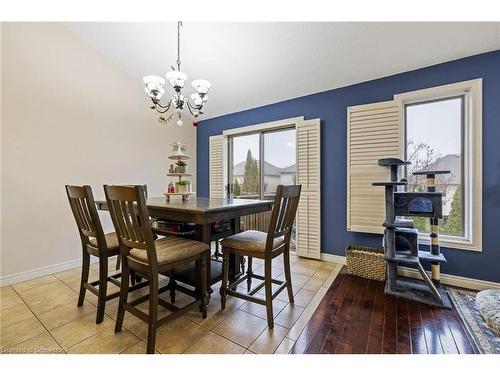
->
[250, 273, 284, 285]
[226, 288, 266, 305]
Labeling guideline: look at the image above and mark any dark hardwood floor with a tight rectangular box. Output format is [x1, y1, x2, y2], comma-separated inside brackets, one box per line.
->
[291, 267, 477, 354]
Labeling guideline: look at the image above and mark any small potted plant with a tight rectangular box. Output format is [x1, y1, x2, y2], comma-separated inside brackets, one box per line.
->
[175, 160, 187, 173]
[176, 180, 191, 193]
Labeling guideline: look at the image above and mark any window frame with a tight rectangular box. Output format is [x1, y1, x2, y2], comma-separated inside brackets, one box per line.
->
[223, 117, 302, 200]
[394, 79, 482, 252]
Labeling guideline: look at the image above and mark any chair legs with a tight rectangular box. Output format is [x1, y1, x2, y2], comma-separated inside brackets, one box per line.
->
[115, 254, 207, 354]
[168, 271, 177, 304]
[147, 275, 159, 354]
[115, 261, 130, 333]
[220, 251, 230, 310]
[77, 251, 90, 307]
[283, 250, 294, 304]
[96, 258, 108, 324]
[220, 249, 292, 329]
[264, 259, 274, 329]
[115, 254, 121, 270]
[247, 256, 253, 292]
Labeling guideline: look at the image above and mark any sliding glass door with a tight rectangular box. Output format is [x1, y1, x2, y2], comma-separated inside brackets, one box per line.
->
[227, 127, 296, 247]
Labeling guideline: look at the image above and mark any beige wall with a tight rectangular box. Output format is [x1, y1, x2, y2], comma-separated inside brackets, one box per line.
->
[0, 23, 196, 283]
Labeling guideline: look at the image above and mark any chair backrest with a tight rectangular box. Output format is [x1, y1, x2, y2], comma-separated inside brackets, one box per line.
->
[266, 185, 302, 253]
[103, 185, 156, 263]
[65, 185, 106, 246]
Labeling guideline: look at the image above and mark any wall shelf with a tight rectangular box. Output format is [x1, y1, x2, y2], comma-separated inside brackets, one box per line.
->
[167, 173, 193, 178]
[168, 155, 191, 160]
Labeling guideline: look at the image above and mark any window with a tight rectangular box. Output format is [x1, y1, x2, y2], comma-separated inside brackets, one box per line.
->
[228, 128, 296, 200]
[347, 79, 482, 251]
[396, 79, 482, 251]
[405, 96, 464, 238]
[263, 129, 296, 195]
[230, 133, 260, 199]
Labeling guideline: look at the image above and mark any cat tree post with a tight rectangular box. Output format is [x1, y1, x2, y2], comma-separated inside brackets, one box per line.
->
[412, 170, 450, 287]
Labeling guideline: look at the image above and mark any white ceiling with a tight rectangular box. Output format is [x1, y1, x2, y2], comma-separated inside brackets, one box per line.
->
[66, 22, 500, 119]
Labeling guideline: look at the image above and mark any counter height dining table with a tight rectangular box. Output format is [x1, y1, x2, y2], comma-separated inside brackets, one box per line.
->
[95, 196, 274, 290]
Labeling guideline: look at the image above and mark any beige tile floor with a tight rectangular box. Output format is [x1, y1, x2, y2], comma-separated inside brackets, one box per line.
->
[0, 254, 342, 354]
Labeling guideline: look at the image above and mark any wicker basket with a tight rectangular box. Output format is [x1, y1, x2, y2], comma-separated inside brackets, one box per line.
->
[345, 245, 386, 281]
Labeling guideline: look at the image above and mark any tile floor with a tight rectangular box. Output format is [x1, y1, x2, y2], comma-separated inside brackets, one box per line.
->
[0, 254, 342, 354]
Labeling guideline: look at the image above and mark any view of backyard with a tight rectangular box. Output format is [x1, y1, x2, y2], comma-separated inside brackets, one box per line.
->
[406, 97, 464, 237]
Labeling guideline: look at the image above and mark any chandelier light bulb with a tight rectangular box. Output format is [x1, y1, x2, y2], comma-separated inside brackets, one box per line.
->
[143, 75, 165, 86]
[177, 119, 183, 127]
[192, 79, 211, 95]
[166, 71, 188, 89]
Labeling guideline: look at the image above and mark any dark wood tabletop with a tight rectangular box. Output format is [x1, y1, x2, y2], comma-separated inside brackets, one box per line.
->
[138, 196, 272, 213]
[95, 196, 273, 225]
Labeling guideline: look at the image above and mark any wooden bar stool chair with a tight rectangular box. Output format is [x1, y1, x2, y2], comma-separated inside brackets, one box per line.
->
[66, 185, 144, 324]
[104, 185, 209, 354]
[220, 185, 301, 328]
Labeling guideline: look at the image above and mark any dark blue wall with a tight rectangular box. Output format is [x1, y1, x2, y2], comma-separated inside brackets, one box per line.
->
[197, 50, 500, 283]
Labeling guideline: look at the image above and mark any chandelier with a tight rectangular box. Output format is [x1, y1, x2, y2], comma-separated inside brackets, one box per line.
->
[143, 21, 211, 127]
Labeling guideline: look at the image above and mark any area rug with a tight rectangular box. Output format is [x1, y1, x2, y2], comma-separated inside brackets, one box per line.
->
[447, 287, 500, 354]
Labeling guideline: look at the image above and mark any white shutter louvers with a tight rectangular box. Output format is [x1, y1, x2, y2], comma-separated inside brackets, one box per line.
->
[209, 135, 226, 199]
[296, 119, 321, 259]
[347, 100, 402, 234]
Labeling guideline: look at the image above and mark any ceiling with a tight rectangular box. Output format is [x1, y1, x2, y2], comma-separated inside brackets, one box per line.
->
[66, 22, 500, 120]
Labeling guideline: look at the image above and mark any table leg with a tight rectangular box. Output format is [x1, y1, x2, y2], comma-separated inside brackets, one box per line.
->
[196, 224, 213, 296]
[229, 218, 242, 283]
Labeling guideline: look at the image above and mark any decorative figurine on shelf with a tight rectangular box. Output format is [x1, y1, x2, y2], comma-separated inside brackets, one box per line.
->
[169, 164, 176, 174]
[175, 160, 187, 173]
[171, 142, 187, 156]
[168, 181, 175, 193]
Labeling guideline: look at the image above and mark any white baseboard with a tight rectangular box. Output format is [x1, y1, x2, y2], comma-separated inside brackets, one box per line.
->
[319, 253, 499, 291]
[0, 256, 105, 287]
[321, 253, 347, 265]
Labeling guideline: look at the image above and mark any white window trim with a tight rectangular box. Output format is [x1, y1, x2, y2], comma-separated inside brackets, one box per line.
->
[394, 79, 482, 252]
[222, 116, 304, 136]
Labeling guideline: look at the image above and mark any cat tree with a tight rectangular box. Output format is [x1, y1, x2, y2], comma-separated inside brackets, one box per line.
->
[373, 158, 452, 309]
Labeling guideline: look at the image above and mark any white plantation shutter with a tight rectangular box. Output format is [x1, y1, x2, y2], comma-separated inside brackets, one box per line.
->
[209, 135, 226, 199]
[296, 119, 321, 259]
[347, 100, 402, 234]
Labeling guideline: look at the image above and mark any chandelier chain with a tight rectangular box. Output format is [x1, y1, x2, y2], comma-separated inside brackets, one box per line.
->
[176, 21, 182, 71]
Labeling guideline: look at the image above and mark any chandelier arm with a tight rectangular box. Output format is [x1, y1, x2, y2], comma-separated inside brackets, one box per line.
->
[153, 99, 172, 110]
[153, 101, 172, 114]
[185, 102, 195, 116]
[155, 108, 171, 114]
[185, 100, 203, 115]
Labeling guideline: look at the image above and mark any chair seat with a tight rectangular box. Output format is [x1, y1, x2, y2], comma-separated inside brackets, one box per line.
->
[129, 236, 209, 265]
[221, 230, 284, 253]
[89, 232, 119, 249]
